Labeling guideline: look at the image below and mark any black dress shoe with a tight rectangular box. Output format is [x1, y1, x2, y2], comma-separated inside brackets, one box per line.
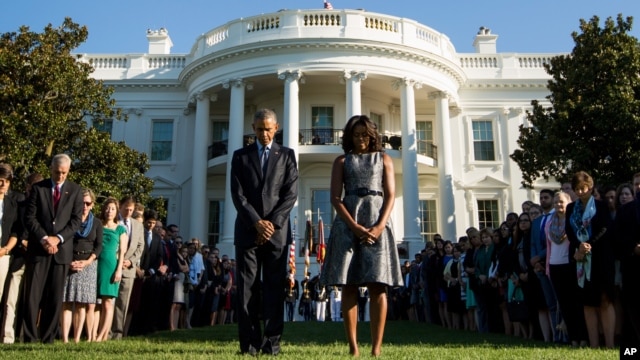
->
[240, 346, 258, 356]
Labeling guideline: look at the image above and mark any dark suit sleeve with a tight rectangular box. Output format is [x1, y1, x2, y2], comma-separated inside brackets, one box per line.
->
[24, 183, 49, 242]
[565, 202, 579, 260]
[93, 218, 103, 258]
[230, 150, 263, 228]
[57, 183, 84, 242]
[270, 148, 299, 229]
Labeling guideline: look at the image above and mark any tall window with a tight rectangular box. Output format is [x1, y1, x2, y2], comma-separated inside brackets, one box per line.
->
[472, 120, 495, 161]
[212, 121, 229, 142]
[419, 199, 438, 243]
[151, 121, 173, 161]
[94, 119, 113, 137]
[369, 112, 382, 131]
[477, 200, 500, 229]
[416, 121, 434, 157]
[311, 106, 334, 144]
[208, 200, 224, 247]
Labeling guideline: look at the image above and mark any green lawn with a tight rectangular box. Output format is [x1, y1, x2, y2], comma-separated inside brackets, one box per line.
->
[0, 321, 617, 359]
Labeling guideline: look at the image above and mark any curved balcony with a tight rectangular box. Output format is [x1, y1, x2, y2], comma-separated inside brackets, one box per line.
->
[207, 129, 438, 161]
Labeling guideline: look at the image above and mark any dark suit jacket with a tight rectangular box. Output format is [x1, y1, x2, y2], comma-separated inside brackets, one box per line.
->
[565, 199, 615, 290]
[140, 231, 163, 275]
[615, 198, 640, 286]
[230, 142, 298, 248]
[1, 193, 21, 247]
[24, 179, 83, 264]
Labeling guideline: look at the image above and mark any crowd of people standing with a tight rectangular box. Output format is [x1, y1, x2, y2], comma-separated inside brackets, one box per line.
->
[0, 155, 238, 344]
[3, 149, 640, 354]
[396, 171, 640, 349]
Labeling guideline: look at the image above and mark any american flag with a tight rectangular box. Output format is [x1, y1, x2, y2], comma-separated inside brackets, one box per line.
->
[316, 209, 326, 270]
[304, 210, 313, 277]
[288, 217, 297, 288]
[324, 1, 333, 10]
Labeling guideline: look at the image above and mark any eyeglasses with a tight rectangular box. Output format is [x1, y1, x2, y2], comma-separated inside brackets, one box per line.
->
[83, 202, 93, 207]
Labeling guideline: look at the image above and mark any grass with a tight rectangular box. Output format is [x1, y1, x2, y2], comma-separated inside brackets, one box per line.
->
[0, 321, 617, 359]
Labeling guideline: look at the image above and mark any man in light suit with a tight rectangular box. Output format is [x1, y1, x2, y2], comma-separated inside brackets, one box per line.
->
[111, 196, 144, 339]
[23, 154, 83, 343]
[231, 109, 298, 356]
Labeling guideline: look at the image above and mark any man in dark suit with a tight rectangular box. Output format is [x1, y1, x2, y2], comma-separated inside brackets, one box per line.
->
[112, 196, 145, 339]
[23, 154, 83, 343]
[231, 108, 298, 355]
[616, 187, 640, 348]
[137, 209, 165, 333]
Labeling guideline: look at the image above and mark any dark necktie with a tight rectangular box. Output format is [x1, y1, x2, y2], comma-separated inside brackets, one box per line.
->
[261, 146, 270, 176]
[53, 185, 61, 212]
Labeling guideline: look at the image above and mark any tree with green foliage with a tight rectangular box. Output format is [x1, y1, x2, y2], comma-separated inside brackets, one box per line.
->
[511, 14, 640, 188]
[0, 18, 157, 208]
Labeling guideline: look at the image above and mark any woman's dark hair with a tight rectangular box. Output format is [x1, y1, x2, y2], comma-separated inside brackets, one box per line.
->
[100, 197, 120, 222]
[341, 115, 382, 154]
[512, 213, 531, 250]
[0, 164, 14, 181]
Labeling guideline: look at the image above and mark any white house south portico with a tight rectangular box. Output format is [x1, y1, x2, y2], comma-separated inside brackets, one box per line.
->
[82, 8, 554, 266]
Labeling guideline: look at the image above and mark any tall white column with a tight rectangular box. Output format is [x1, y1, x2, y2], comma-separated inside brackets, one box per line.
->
[190, 91, 213, 243]
[396, 78, 422, 254]
[278, 70, 302, 160]
[221, 79, 246, 251]
[431, 91, 457, 240]
[344, 71, 367, 117]
[278, 70, 302, 246]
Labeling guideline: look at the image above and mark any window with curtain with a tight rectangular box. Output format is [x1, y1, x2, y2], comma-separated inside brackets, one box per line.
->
[311, 106, 334, 144]
[151, 121, 173, 161]
[477, 199, 500, 229]
[208, 200, 224, 247]
[416, 121, 434, 157]
[419, 199, 438, 243]
[472, 120, 495, 161]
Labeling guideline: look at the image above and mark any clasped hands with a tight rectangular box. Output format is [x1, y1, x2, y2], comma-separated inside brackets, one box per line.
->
[255, 219, 275, 245]
[574, 242, 591, 262]
[356, 225, 380, 246]
[42, 236, 60, 255]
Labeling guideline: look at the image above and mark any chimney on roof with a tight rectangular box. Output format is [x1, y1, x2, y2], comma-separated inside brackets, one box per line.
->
[472, 26, 498, 54]
[146, 28, 173, 54]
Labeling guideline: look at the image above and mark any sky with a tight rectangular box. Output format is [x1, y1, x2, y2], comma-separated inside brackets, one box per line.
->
[1, 1, 639, 55]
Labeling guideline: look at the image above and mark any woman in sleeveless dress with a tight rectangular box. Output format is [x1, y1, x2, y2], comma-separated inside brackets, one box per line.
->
[320, 115, 402, 357]
[96, 197, 127, 341]
[60, 188, 103, 343]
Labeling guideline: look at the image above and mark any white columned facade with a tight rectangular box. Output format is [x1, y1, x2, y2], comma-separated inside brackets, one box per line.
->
[278, 70, 302, 237]
[344, 71, 367, 117]
[221, 79, 246, 253]
[432, 91, 457, 240]
[190, 92, 213, 242]
[278, 70, 302, 158]
[397, 78, 422, 254]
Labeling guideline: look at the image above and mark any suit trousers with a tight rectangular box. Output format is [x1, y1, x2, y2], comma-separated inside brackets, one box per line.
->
[112, 275, 135, 339]
[235, 242, 287, 354]
[23, 256, 68, 343]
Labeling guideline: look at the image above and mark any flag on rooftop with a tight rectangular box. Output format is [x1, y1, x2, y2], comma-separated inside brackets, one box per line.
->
[324, 1, 333, 10]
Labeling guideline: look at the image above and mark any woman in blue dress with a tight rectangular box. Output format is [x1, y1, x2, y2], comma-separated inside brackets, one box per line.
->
[320, 115, 402, 357]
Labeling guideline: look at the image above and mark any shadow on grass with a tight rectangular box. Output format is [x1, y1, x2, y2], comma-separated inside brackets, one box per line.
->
[142, 320, 561, 349]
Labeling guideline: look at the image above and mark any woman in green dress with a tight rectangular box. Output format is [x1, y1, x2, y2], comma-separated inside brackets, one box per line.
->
[96, 197, 127, 341]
